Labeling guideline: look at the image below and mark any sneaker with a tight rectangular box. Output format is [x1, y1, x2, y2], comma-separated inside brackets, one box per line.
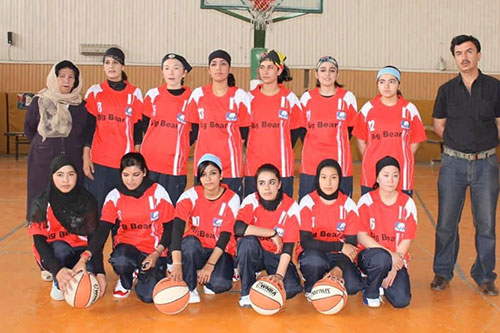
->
[189, 290, 200, 304]
[305, 292, 312, 302]
[203, 285, 215, 295]
[232, 268, 240, 282]
[132, 269, 139, 286]
[50, 282, 64, 301]
[239, 295, 252, 308]
[113, 279, 131, 299]
[379, 287, 384, 296]
[362, 291, 381, 308]
[41, 270, 53, 282]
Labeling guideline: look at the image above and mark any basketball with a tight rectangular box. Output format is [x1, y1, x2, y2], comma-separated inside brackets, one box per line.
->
[249, 277, 286, 315]
[310, 278, 348, 315]
[64, 272, 100, 309]
[152, 278, 189, 315]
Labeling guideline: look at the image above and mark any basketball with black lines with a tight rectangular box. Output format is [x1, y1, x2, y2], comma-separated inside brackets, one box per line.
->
[249, 277, 286, 315]
[64, 272, 100, 308]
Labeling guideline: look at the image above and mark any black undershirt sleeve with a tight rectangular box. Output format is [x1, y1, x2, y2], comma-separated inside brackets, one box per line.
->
[334, 253, 351, 272]
[87, 221, 113, 257]
[215, 231, 231, 251]
[33, 235, 62, 275]
[233, 220, 249, 237]
[189, 123, 199, 146]
[282, 242, 294, 256]
[84, 113, 96, 147]
[348, 126, 354, 140]
[300, 230, 343, 252]
[291, 127, 306, 147]
[133, 119, 144, 145]
[345, 235, 357, 246]
[170, 217, 186, 251]
[159, 221, 173, 248]
[239, 127, 249, 148]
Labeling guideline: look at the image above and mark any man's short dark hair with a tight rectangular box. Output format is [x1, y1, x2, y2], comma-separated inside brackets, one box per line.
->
[450, 35, 481, 55]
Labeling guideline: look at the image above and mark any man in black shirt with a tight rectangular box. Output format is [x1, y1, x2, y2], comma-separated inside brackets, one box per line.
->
[431, 35, 500, 296]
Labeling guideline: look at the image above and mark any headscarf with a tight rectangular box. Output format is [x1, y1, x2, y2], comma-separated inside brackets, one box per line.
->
[260, 50, 287, 70]
[316, 56, 339, 70]
[161, 53, 192, 72]
[373, 156, 400, 188]
[208, 49, 231, 66]
[29, 155, 98, 236]
[315, 159, 343, 200]
[376, 66, 401, 82]
[255, 163, 283, 212]
[36, 60, 83, 142]
[116, 152, 155, 199]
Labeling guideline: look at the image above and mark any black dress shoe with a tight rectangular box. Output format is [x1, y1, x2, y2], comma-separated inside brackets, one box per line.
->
[430, 275, 449, 291]
[479, 281, 499, 296]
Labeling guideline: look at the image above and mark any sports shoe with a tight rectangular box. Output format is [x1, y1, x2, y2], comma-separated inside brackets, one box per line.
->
[239, 295, 252, 308]
[50, 282, 64, 301]
[132, 269, 139, 286]
[362, 291, 381, 308]
[232, 268, 240, 282]
[41, 270, 53, 282]
[379, 287, 384, 296]
[305, 292, 312, 302]
[203, 285, 215, 295]
[113, 278, 131, 299]
[189, 290, 201, 304]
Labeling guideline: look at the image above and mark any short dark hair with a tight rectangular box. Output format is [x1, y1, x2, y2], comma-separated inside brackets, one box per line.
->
[120, 152, 148, 174]
[450, 35, 481, 55]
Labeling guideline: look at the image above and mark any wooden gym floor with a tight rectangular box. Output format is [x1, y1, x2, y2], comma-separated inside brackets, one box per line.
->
[1, 155, 500, 332]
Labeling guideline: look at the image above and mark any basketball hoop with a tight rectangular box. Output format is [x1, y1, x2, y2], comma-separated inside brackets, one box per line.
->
[242, 0, 282, 30]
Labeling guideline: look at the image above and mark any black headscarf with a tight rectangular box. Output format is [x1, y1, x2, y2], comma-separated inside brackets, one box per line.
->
[373, 156, 400, 189]
[208, 49, 231, 66]
[116, 177, 154, 199]
[29, 155, 98, 236]
[162, 53, 192, 73]
[116, 152, 154, 199]
[315, 159, 343, 200]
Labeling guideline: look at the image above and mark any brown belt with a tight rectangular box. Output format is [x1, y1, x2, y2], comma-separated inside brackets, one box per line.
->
[443, 146, 496, 161]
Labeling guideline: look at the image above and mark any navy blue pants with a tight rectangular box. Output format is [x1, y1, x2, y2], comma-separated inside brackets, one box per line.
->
[181, 236, 233, 293]
[299, 174, 353, 201]
[236, 236, 302, 298]
[358, 248, 411, 308]
[109, 243, 168, 303]
[298, 249, 364, 294]
[84, 163, 121, 219]
[244, 176, 294, 198]
[148, 172, 186, 206]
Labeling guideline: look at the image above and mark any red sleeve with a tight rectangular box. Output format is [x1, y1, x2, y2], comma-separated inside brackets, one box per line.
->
[142, 94, 153, 118]
[174, 196, 193, 222]
[299, 205, 313, 232]
[85, 91, 97, 116]
[221, 194, 240, 234]
[403, 213, 417, 240]
[282, 214, 299, 243]
[185, 98, 200, 124]
[352, 112, 368, 140]
[344, 209, 360, 236]
[410, 115, 427, 144]
[346, 103, 357, 127]
[101, 199, 119, 224]
[28, 221, 47, 237]
[236, 203, 255, 224]
[290, 103, 304, 129]
[357, 203, 370, 233]
[132, 92, 144, 124]
[160, 199, 175, 223]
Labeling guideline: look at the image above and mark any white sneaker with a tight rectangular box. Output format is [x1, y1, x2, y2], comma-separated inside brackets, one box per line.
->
[50, 282, 64, 301]
[203, 285, 215, 295]
[363, 293, 381, 308]
[113, 279, 131, 299]
[239, 295, 252, 308]
[189, 290, 200, 304]
[305, 292, 312, 302]
[379, 287, 384, 296]
[41, 270, 53, 282]
[232, 268, 240, 282]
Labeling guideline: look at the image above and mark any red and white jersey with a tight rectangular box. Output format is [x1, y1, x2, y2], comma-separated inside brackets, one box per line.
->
[175, 184, 240, 256]
[297, 191, 359, 255]
[85, 81, 143, 169]
[300, 88, 357, 176]
[28, 205, 88, 248]
[353, 95, 426, 191]
[236, 193, 300, 253]
[101, 183, 174, 255]
[141, 85, 192, 175]
[357, 189, 417, 260]
[245, 84, 304, 177]
[186, 85, 251, 178]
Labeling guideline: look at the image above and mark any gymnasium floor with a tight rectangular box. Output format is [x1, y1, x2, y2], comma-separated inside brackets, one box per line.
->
[1, 156, 499, 332]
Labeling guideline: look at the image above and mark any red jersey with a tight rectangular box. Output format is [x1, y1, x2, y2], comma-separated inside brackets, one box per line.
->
[297, 191, 359, 255]
[236, 193, 300, 253]
[29, 205, 88, 248]
[246, 84, 304, 177]
[300, 88, 357, 176]
[85, 81, 143, 168]
[357, 189, 417, 260]
[141, 85, 192, 175]
[101, 183, 174, 255]
[175, 184, 240, 256]
[353, 95, 426, 191]
[186, 85, 251, 178]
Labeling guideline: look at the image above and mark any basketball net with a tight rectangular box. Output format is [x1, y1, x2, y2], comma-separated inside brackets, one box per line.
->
[242, 0, 282, 30]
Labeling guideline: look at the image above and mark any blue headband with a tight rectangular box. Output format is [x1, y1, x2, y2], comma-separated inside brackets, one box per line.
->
[376, 67, 401, 82]
[197, 153, 222, 171]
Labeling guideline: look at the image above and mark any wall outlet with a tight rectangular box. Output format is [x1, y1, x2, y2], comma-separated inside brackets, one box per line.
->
[7, 31, 13, 45]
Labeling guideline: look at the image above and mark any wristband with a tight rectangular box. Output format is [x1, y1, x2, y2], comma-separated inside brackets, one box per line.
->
[154, 248, 162, 256]
[80, 250, 92, 261]
[206, 262, 215, 266]
[172, 262, 182, 266]
[275, 273, 284, 280]
[271, 230, 278, 238]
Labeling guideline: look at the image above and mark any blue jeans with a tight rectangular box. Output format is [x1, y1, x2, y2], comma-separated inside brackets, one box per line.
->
[433, 153, 499, 284]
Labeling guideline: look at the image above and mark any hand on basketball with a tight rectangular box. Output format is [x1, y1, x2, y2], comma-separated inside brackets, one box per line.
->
[391, 252, 405, 271]
[197, 264, 215, 285]
[266, 274, 285, 289]
[55, 267, 77, 295]
[271, 233, 283, 254]
[82, 150, 94, 180]
[324, 267, 345, 285]
[382, 268, 397, 289]
[341, 243, 358, 262]
[141, 252, 159, 271]
[169, 264, 183, 282]
[96, 273, 107, 298]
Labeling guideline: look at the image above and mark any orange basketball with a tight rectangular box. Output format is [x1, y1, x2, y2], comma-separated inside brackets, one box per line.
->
[152, 278, 189, 315]
[310, 278, 347, 315]
[249, 277, 286, 315]
[64, 272, 100, 308]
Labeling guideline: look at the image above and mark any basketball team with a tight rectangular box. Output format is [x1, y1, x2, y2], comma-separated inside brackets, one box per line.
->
[25, 34, 500, 312]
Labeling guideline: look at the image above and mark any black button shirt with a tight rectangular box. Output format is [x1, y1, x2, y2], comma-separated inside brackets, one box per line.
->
[433, 71, 500, 153]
